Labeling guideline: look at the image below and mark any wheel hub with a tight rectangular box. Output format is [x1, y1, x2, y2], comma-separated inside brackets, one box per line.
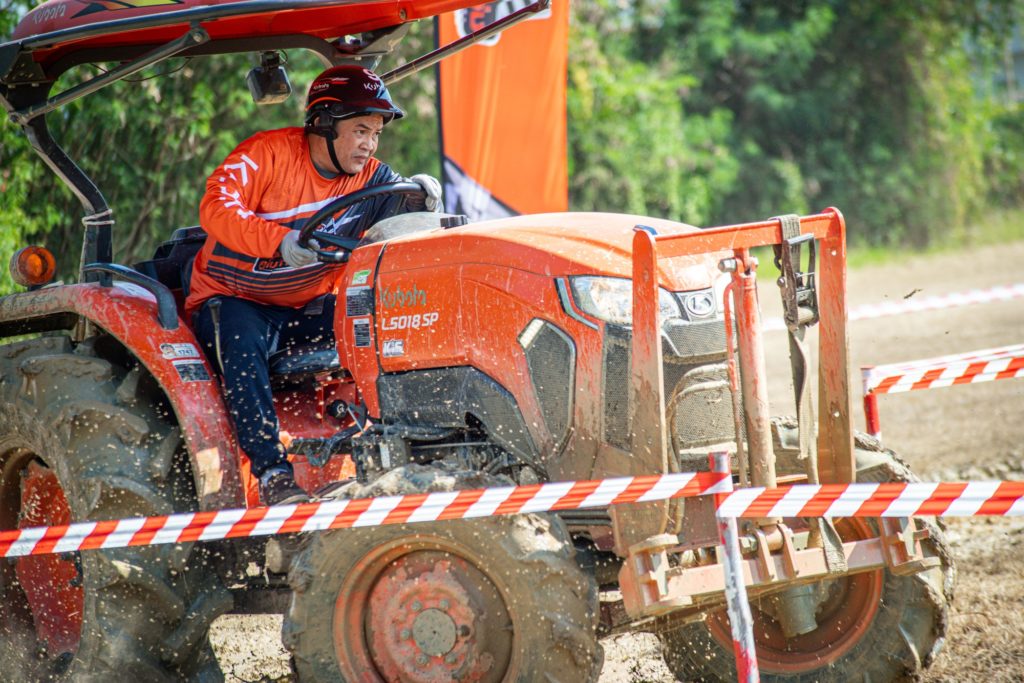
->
[361, 553, 511, 683]
[412, 608, 458, 656]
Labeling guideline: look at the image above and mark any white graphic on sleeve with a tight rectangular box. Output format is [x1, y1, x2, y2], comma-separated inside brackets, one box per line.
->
[216, 155, 261, 219]
[218, 187, 254, 219]
[222, 154, 259, 186]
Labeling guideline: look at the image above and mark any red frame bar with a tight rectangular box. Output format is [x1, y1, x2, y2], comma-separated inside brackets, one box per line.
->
[630, 209, 853, 485]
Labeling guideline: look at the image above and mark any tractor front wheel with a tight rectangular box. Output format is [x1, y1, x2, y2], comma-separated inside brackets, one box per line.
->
[283, 464, 603, 682]
[656, 439, 954, 682]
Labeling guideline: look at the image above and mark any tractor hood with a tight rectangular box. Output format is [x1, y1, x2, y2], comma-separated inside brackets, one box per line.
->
[378, 212, 726, 292]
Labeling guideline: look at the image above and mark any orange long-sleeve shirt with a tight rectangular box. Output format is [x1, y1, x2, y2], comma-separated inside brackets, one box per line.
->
[185, 127, 402, 318]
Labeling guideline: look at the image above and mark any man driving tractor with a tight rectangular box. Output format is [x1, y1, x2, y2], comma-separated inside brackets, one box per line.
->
[185, 65, 442, 505]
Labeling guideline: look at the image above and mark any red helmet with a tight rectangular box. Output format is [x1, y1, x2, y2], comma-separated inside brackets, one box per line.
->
[304, 65, 404, 129]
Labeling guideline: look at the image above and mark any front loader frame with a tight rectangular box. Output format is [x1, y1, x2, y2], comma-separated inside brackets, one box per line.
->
[630, 208, 854, 490]
[616, 209, 937, 620]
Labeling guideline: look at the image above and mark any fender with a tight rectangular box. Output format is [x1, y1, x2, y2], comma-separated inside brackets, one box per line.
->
[0, 282, 244, 510]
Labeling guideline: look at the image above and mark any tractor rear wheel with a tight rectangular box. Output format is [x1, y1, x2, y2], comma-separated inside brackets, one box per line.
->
[283, 464, 603, 682]
[657, 436, 954, 682]
[0, 336, 230, 681]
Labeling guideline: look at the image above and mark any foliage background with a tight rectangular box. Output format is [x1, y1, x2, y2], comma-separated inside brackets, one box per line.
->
[1, 0, 1022, 291]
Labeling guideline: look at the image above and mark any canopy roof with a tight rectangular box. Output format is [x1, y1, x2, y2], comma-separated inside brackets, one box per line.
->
[1, 0, 474, 84]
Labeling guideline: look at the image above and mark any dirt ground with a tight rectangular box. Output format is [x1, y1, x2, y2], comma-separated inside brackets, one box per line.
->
[210, 241, 1024, 682]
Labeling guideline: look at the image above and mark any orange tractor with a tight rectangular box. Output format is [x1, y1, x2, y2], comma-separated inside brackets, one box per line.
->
[0, 1, 952, 681]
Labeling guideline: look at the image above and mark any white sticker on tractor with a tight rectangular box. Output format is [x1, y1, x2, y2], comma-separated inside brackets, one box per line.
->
[160, 342, 200, 360]
[380, 312, 440, 331]
[172, 359, 211, 382]
[351, 269, 371, 285]
[352, 318, 372, 348]
[382, 339, 405, 357]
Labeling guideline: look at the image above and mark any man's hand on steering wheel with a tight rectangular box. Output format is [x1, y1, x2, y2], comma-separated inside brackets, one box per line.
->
[297, 181, 429, 263]
[280, 231, 319, 268]
[409, 174, 443, 212]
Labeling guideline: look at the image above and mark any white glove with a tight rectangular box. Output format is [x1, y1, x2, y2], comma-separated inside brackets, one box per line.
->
[280, 230, 317, 268]
[409, 174, 443, 212]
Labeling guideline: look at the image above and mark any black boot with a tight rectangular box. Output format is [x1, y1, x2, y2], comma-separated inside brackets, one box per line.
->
[259, 468, 310, 506]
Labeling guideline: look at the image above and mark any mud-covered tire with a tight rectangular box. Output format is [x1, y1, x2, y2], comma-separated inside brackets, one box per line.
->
[0, 336, 230, 682]
[283, 464, 603, 682]
[657, 432, 954, 682]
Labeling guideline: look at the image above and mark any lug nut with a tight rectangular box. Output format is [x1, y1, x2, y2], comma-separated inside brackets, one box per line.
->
[416, 654, 429, 666]
[445, 653, 458, 664]
[411, 600, 422, 612]
[439, 599, 450, 610]
[400, 629, 411, 639]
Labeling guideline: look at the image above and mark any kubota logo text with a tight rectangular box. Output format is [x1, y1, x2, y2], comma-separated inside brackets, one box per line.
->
[381, 284, 427, 309]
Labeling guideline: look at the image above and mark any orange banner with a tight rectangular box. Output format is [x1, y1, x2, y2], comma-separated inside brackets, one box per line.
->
[437, 1, 569, 219]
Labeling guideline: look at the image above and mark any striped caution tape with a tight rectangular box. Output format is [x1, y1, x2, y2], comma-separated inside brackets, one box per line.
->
[863, 343, 1024, 395]
[4, 470, 1024, 558]
[763, 282, 1024, 331]
[0, 471, 731, 558]
[716, 480, 1024, 518]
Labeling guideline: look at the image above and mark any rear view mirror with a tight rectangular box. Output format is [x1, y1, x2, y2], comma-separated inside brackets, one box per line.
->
[247, 51, 291, 105]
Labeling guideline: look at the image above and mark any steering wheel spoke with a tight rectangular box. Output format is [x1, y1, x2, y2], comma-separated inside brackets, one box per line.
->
[310, 231, 359, 262]
[297, 181, 428, 263]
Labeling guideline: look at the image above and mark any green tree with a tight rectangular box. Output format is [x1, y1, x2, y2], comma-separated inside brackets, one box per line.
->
[570, 0, 1021, 246]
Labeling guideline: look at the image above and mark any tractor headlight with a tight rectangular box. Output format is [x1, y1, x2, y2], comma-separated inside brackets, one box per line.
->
[569, 276, 681, 326]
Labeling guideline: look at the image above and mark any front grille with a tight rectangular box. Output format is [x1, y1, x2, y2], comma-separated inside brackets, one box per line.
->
[523, 321, 575, 447]
[664, 318, 727, 361]
[601, 320, 737, 457]
[669, 364, 743, 471]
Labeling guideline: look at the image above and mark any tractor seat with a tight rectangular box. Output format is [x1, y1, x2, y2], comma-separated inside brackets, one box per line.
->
[268, 341, 340, 377]
[134, 226, 207, 295]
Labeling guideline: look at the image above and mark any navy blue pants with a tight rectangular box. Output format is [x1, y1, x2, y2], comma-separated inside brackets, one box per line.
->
[192, 296, 335, 478]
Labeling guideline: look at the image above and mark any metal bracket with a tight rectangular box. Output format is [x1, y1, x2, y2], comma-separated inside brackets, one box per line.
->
[773, 216, 819, 331]
[879, 517, 940, 575]
[290, 425, 361, 468]
[8, 25, 209, 125]
[619, 534, 692, 616]
[382, 0, 550, 84]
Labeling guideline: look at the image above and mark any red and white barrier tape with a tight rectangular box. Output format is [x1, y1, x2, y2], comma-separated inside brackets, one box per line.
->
[863, 343, 1024, 395]
[4, 470, 1024, 558]
[764, 282, 1024, 332]
[716, 480, 1024, 519]
[0, 471, 730, 558]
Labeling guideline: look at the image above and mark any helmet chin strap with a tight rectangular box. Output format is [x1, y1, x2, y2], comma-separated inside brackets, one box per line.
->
[312, 114, 353, 177]
[323, 128, 347, 176]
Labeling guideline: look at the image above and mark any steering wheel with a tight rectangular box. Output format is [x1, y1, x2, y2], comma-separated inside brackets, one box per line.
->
[297, 181, 427, 263]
